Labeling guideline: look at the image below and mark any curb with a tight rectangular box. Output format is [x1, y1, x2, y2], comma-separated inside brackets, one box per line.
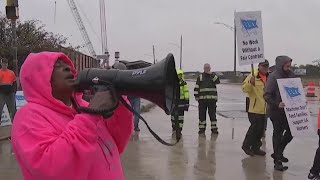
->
[0, 135, 10, 141]
[185, 79, 242, 85]
[0, 125, 11, 141]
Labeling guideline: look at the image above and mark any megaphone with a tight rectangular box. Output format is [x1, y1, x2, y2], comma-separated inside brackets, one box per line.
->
[74, 53, 179, 115]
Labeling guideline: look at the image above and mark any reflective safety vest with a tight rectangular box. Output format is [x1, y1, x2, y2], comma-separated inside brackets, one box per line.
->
[194, 72, 220, 100]
[178, 80, 189, 108]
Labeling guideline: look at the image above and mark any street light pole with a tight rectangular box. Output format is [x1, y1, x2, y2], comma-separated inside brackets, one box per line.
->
[233, 19, 237, 77]
[180, 35, 182, 70]
[11, 19, 18, 76]
[6, 0, 19, 82]
[153, 45, 156, 64]
[214, 21, 237, 77]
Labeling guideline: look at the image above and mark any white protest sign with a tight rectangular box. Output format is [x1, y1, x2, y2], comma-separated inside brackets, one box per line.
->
[277, 78, 315, 137]
[1, 105, 12, 127]
[1, 91, 27, 127]
[235, 11, 265, 66]
[16, 91, 27, 110]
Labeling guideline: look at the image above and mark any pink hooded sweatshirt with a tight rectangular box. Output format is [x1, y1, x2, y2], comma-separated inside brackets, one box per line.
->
[11, 52, 133, 180]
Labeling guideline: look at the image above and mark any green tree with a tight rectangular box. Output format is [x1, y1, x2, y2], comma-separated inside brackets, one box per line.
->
[0, 13, 79, 70]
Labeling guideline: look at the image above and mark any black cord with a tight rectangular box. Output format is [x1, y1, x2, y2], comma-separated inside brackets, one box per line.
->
[119, 97, 181, 146]
[76, 78, 181, 146]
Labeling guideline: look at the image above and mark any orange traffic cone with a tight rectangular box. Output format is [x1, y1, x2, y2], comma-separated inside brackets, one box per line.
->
[306, 81, 316, 97]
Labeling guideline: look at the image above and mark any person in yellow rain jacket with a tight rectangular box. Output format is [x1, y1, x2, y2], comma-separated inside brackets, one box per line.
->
[171, 70, 189, 134]
[241, 60, 269, 157]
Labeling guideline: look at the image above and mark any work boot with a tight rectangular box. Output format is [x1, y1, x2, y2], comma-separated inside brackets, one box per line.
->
[274, 161, 288, 171]
[198, 129, 205, 135]
[253, 149, 266, 156]
[308, 173, 320, 180]
[271, 153, 289, 163]
[242, 146, 254, 156]
[211, 128, 219, 134]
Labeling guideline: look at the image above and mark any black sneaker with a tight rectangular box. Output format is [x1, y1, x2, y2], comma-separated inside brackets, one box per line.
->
[134, 127, 140, 132]
[253, 149, 266, 156]
[308, 173, 320, 180]
[274, 161, 288, 171]
[242, 146, 254, 156]
[271, 153, 289, 163]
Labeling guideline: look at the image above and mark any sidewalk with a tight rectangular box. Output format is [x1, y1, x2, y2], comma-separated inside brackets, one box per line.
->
[0, 126, 11, 140]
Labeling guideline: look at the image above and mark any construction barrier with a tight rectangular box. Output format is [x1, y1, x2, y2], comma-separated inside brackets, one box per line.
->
[306, 81, 316, 97]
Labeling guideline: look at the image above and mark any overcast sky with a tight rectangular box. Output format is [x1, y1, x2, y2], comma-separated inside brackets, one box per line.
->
[1, 0, 319, 71]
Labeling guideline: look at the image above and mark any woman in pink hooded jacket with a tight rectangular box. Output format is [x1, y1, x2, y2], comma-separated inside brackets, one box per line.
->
[11, 52, 133, 180]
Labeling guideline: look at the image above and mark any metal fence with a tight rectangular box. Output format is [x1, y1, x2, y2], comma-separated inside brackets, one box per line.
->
[66, 51, 99, 71]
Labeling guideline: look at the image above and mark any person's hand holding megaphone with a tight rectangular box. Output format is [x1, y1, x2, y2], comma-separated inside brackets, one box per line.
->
[88, 90, 117, 112]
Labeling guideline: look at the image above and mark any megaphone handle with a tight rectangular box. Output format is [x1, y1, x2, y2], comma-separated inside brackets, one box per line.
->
[119, 97, 181, 146]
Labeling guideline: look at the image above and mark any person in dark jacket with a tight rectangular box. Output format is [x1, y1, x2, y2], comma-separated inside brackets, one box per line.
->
[113, 62, 142, 132]
[308, 126, 320, 179]
[264, 55, 295, 171]
[194, 63, 220, 135]
[0, 58, 17, 122]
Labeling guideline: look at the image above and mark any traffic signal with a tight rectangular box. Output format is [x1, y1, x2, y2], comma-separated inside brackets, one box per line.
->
[6, 0, 19, 19]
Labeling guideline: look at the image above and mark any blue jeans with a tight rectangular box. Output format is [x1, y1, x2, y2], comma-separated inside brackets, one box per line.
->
[128, 97, 141, 129]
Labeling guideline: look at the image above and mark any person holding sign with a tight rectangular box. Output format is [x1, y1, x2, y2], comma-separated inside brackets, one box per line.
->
[264, 56, 295, 171]
[241, 60, 269, 156]
[0, 58, 17, 122]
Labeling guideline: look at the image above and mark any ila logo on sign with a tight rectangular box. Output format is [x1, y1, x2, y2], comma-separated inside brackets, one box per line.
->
[241, 18, 258, 36]
[284, 86, 303, 105]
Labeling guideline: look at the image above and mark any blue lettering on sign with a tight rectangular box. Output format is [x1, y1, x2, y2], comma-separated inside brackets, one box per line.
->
[284, 87, 301, 97]
[16, 95, 25, 101]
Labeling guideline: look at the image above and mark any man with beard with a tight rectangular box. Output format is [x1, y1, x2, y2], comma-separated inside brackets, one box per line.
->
[264, 56, 295, 171]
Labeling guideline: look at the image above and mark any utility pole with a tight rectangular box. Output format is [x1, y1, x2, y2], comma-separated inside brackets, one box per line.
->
[213, 21, 237, 78]
[233, 16, 237, 77]
[180, 35, 183, 70]
[6, 0, 19, 77]
[152, 45, 156, 64]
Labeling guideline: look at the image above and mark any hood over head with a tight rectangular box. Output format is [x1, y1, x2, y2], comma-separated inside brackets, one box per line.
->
[176, 69, 185, 80]
[112, 62, 127, 70]
[275, 56, 292, 72]
[20, 52, 79, 115]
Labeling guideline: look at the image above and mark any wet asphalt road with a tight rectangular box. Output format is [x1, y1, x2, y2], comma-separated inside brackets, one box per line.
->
[1, 82, 320, 180]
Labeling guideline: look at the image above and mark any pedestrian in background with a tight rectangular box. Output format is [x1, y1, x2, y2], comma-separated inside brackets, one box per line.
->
[194, 63, 220, 135]
[0, 58, 17, 122]
[171, 69, 189, 135]
[113, 62, 141, 132]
